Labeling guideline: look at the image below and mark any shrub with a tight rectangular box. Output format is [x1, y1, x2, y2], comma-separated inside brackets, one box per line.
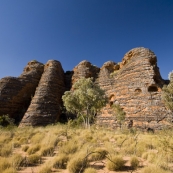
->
[67, 154, 87, 173]
[53, 154, 69, 169]
[40, 146, 54, 156]
[0, 115, 14, 126]
[130, 156, 139, 170]
[27, 154, 41, 165]
[106, 155, 125, 171]
[27, 144, 41, 155]
[84, 167, 97, 173]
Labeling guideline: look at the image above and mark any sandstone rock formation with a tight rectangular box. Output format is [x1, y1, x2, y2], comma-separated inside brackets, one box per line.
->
[72, 60, 100, 85]
[0, 47, 172, 128]
[0, 60, 44, 122]
[96, 47, 171, 129]
[19, 60, 65, 126]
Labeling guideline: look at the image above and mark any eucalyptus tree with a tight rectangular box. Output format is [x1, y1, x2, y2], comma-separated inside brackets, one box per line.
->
[62, 77, 107, 128]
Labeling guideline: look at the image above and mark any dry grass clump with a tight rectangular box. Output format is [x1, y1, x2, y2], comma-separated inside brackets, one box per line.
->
[53, 154, 69, 169]
[0, 157, 11, 172]
[0, 143, 12, 157]
[141, 165, 171, 173]
[40, 146, 54, 156]
[2, 167, 17, 173]
[84, 167, 97, 173]
[18, 137, 28, 144]
[130, 156, 139, 170]
[11, 154, 24, 170]
[59, 140, 78, 154]
[67, 153, 88, 173]
[13, 141, 21, 148]
[88, 148, 108, 161]
[27, 153, 41, 165]
[38, 163, 52, 173]
[106, 155, 125, 171]
[27, 144, 41, 155]
[22, 145, 29, 152]
[30, 132, 44, 144]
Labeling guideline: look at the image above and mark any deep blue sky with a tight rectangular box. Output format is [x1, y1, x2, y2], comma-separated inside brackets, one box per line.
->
[0, 0, 172, 79]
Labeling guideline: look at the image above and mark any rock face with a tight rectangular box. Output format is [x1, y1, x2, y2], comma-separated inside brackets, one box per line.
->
[0, 47, 172, 128]
[0, 60, 44, 122]
[96, 48, 171, 129]
[72, 60, 100, 85]
[19, 60, 65, 126]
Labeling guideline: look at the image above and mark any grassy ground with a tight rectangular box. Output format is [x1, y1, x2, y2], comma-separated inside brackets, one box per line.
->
[0, 124, 173, 173]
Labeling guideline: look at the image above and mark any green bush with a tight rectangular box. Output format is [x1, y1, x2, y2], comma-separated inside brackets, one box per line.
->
[0, 115, 14, 127]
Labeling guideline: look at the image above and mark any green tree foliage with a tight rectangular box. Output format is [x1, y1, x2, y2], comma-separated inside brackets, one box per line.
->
[162, 72, 173, 112]
[62, 77, 107, 128]
[111, 104, 126, 129]
[0, 115, 14, 127]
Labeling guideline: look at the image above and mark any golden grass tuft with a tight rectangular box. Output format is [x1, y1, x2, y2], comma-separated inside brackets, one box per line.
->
[0, 143, 12, 157]
[88, 148, 108, 161]
[2, 167, 17, 173]
[67, 153, 88, 173]
[130, 156, 139, 170]
[38, 163, 52, 173]
[11, 154, 24, 170]
[27, 144, 41, 155]
[40, 146, 54, 156]
[106, 155, 125, 171]
[0, 157, 11, 172]
[84, 167, 97, 173]
[27, 153, 41, 165]
[53, 154, 69, 169]
[141, 165, 171, 173]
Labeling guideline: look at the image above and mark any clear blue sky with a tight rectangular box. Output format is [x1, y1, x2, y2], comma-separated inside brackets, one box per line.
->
[0, 0, 172, 79]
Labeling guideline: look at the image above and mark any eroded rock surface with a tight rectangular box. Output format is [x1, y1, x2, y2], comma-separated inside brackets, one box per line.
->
[72, 60, 100, 85]
[19, 60, 65, 126]
[96, 47, 171, 129]
[0, 61, 44, 122]
[0, 47, 171, 128]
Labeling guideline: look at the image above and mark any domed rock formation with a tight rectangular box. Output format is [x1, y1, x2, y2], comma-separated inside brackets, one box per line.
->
[72, 60, 100, 85]
[0, 47, 171, 128]
[19, 60, 66, 126]
[0, 60, 44, 122]
[96, 47, 171, 129]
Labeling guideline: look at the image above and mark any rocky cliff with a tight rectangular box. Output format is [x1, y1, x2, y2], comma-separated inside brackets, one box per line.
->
[19, 60, 65, 126]
[0, 60, 44, 123]
[0, 47, 172, 128]
[95, 48, 171, 129]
